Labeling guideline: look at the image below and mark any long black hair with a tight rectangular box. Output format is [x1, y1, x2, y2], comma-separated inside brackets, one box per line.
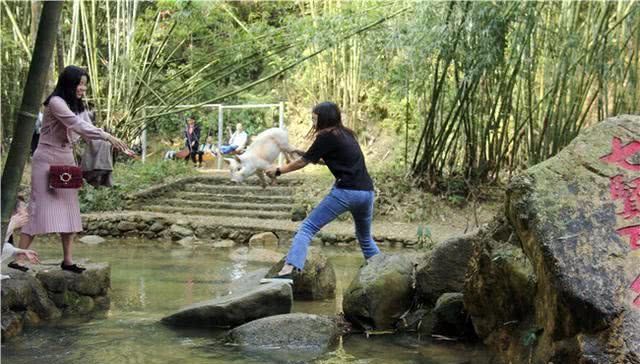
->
[308, 101, 355, 138]
[44, 65, 89, 114]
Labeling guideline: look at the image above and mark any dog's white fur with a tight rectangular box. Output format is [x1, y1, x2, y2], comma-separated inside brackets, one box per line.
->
[225, 128, 300, 186]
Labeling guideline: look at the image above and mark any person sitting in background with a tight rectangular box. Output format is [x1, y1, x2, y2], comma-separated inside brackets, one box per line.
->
[197, 136, 214, 160]
[164, 150, 176, 160]
[2, 199, 40, 280]
[163, 137, 179, 160]
[219, 123, 248, 155]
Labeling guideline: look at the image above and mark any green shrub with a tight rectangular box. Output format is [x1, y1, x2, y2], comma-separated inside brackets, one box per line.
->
[79, 159, 195, 212]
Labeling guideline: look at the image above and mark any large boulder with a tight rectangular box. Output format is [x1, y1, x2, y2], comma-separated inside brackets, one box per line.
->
[415, 232, 478, 305]
[265, 248, 336, 300]
[227, 313, 340, 361]
[342, 253, 414, 330]
[161, 281, 292, 328]
[465, 115, 640, 363]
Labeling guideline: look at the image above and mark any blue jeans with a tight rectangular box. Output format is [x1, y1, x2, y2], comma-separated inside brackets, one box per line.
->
[220, 144, 238, 154]
[286, 187, 380, 269]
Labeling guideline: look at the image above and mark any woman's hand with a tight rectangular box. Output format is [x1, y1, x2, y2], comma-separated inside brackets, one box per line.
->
[266, 159, 309, 179]
[265, 166, 278, 179]
[6, 210, 29, 235]
[16, 249, 39, 264]
[106, 134, 128, 152]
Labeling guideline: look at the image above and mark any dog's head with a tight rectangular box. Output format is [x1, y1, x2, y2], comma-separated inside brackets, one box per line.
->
[224, 155, 255, 183]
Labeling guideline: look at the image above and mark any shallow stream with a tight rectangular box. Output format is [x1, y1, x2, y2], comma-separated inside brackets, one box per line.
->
[2, 239, 492, 363]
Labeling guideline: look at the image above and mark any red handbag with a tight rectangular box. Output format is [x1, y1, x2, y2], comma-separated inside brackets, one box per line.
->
[49, 165, 83, 189]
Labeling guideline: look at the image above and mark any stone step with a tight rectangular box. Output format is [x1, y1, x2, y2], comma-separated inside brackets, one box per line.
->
[173, 192, 295, 204]
[154, 199, 292, 212]
[183, 183, 295, 196]
[181, 175, 303, 186]
[140, 205, 291, 220]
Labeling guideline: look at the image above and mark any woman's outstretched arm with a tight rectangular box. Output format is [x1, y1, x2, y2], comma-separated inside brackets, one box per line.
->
[265, 158, 308, 177]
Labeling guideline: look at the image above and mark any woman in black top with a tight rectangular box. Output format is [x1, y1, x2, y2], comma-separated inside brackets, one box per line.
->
[265, 102, 380, 279]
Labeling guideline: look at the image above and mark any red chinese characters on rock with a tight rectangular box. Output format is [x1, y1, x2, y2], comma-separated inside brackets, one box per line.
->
[600, 137, 640, 308]
[609, 176, 640, 250]
[632, 274, 640, 307]
[600, 137, 640, 172]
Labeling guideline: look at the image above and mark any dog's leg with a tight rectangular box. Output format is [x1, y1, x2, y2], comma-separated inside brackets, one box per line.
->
[256, 170, 268, 189]
[265, 167, 278, 186]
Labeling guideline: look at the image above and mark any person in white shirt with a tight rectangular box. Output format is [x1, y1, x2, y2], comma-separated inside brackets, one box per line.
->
[219, 123, 248, 154]
[2, 202, 40, 280]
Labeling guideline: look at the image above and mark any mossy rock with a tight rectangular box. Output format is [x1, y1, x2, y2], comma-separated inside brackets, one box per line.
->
[343, 253, 414, 330]
[265, 248, 336, 300]
[465, 115, 640, 363]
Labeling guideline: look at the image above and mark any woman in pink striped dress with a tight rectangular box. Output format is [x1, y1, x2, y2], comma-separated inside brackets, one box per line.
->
[12, 66, 128, 273]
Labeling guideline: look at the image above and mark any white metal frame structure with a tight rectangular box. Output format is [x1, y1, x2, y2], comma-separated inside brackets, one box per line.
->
[141, 102, 285, 169]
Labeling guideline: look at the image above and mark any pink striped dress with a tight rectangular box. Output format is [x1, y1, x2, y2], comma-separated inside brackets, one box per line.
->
[22, 97, 108, 235]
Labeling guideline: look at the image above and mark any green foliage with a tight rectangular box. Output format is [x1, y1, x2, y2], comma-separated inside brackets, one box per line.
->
[416, 224, 435, 249]
[79, 159, 195, 212]
[79, 184, 124, 213]
[409, 1, 640, 188]
[3, 0, 638, 194]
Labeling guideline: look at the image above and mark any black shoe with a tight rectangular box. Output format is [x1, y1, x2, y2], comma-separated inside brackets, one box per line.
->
[61, 262, 86, 274]
[8, 261, 29, 272]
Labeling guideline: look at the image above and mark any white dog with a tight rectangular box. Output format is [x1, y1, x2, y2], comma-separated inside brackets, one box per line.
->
[225, 128, 302, 187]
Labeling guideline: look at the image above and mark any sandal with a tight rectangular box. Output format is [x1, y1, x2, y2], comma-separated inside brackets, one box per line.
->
[60, 262, 86, 274]
[8, 261, 29, 272]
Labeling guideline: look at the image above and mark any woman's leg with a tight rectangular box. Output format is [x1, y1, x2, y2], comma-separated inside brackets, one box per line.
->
[351, 191, 380, 260]
[284, 189, 349, 270]
[18, 233, 35, 250]
[60, 233, 74, 265]
[60, 233, 85, 273]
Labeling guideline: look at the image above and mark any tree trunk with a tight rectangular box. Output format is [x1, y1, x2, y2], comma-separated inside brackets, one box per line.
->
[1, 1, 63, 241]
[56, 28, 65, 74]
[30, 1, 42, 44]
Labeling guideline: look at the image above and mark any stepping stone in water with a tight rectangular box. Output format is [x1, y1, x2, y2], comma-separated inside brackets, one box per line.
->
[161, 281, 292, 329]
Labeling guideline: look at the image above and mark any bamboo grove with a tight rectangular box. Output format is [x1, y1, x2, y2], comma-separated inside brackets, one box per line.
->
[407, 1, 640, 189]
[2, 1, 639, 191]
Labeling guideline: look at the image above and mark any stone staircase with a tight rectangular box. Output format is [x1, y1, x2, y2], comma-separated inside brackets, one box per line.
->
[81, 173, 417, 247]
[129, 175, 300, 221]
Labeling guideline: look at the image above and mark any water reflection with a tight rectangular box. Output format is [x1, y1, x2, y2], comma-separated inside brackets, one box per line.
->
[2, 239, 491, 364]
